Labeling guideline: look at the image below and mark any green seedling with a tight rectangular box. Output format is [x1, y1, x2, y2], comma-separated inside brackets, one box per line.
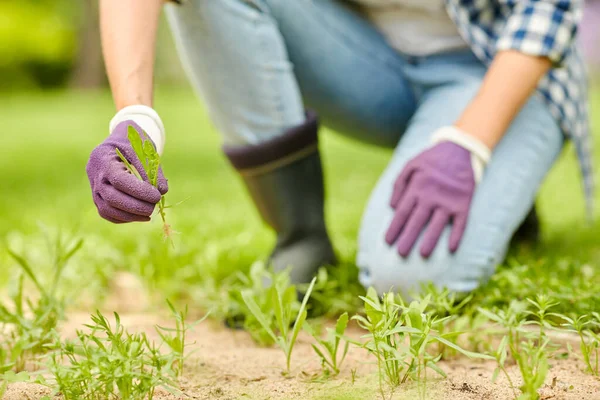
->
[204, 262, 299, 346]
[489, 334, 515, 396]
[116, 126, 173, 243]
[0, 234, 82, 372]
[416, 285, 474, 360]
[559, 313, 600, 376]
[155, 300, 209, 377]
[242, 276, 317, 374]
[353, 289, 491, 400]
[582, 328, 600, 376]
[304, 312, 350, 377]
[236, 263, 290, 345]
[352, 290, 403, 399]
[516, 338, 551, 400]
[48, 310, 178, 400]
[524, 295, 561, 338]
[480, 298, 557, 400]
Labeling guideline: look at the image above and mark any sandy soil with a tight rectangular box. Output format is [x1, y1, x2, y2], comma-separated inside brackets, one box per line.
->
[4, 310, 600, 400]
[3, 274, 600, 399]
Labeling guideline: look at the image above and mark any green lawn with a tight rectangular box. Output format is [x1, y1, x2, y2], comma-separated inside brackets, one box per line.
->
[1, 87, 599, 307]
[2, 88, 600, 400]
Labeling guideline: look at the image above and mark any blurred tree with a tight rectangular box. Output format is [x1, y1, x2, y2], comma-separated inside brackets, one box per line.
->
[70, 0, 106, 88]
[0, 0, 77, 89]
[0, 0, 185, 90]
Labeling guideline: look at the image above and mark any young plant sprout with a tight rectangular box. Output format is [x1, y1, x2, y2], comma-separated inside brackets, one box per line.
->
[115, 126, 173, 243]
[304, 312, 350, 377]
[155, 300, 209, 378]
[47, 310, 179, 400]
[241, 276, 317, 375]
[352, 289, 492, 400]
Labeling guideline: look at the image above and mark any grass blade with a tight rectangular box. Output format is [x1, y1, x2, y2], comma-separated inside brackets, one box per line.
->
[434, 336, 494, 360]
[127, 126, 147, 170]
[7, 249, 46, 297]
[115, 148, 143, 181]
[289, 278, 317, 352]
[241, 290, 277, 343]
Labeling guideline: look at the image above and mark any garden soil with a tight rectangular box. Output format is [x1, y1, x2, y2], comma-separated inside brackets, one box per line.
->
[3, 275, 600, 400]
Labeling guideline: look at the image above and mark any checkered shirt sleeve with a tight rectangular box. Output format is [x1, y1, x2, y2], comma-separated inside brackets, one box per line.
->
[496, 1, 583, 66]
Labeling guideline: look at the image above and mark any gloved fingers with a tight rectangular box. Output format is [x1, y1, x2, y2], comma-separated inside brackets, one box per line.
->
[157, 168, 169, 195]
[108, 170, 162, 204]
[102, 215, 128, 224]
[396, 204, 433, 257]
[385, 195, 417, 246]
[98, 183, 156, 217]
[390, 163, 416, 208]
[449, 214, 468, 253]
[94, 196, 151, 223]
[110, 140, 151, 183]
[419, 209, 451, 258]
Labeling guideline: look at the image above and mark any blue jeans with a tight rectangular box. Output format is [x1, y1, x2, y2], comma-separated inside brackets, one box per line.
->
[166, 0, 564, 296]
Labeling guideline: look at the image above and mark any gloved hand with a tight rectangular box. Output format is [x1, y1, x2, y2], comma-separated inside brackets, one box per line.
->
[385, 126, 491, 257]
[86, 106, 168, 223]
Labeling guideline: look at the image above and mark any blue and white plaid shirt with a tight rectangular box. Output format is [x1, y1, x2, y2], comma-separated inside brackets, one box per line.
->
[444, 0, 592, 215]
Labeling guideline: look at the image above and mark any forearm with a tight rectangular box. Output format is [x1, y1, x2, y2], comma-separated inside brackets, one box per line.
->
[455, 50, 552, 150]
[99, 0, 164, 110]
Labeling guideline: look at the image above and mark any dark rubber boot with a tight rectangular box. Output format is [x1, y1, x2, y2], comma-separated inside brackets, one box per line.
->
[223, 112, 336, 284]
[512, 206, 541, 245]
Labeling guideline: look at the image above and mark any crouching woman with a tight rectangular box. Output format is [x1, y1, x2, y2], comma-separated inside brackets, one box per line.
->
[87, 0, 589, 298]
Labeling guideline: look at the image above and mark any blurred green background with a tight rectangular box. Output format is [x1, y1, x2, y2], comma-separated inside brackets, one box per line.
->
[0, 0, 185, 90]
[1, 0, 600, 304]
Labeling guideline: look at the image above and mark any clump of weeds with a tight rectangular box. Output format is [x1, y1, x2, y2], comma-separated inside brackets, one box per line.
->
[353, 288, 492, 400]
[0, 233, 83, 372]
[47, 310, 180, 400]
[205, 262, 298, 346]
[116, 126, 175, 243]
[300, 264, 364, 318]
[241, 273, 317, 375]
[479, 295, 560, 400]
[304, 312, 350, 377]
[415, 285, 475, 360]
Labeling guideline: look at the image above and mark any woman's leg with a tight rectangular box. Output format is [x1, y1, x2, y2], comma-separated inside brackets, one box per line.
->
[164, 0, 416, 283]
[165, 0, 416, 147]
[357, 53, 564, 297]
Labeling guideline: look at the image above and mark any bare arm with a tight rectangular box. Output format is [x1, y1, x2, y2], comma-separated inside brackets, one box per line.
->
[99, 0, 164, 110]
[454, 50, 552, 150]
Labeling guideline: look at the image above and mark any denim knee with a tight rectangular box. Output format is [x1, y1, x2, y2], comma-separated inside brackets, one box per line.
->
[165, 0, 305, 145]
[357, 228, 500, 299]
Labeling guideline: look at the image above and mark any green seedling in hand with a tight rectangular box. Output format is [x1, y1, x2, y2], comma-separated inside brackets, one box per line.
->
[116, 126, 173, 243]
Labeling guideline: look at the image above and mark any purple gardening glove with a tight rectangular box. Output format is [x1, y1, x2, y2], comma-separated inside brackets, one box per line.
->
[86, 121, 168, 223]
[385, 127, 491, 258]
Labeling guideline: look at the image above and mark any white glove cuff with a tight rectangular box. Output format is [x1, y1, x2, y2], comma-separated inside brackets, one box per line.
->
[431, 126, 492, 184]
[109, 105, 166, 156]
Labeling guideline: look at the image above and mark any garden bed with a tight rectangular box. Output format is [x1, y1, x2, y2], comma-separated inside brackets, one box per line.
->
[4, 310, 600, 400]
